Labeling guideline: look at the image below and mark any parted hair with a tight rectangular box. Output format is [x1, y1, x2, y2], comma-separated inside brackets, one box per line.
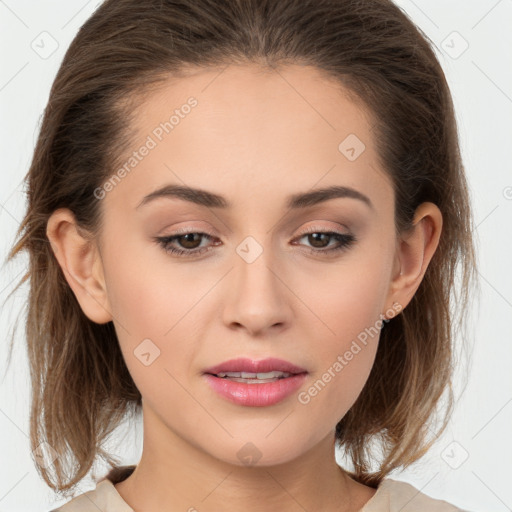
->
[6, 0, 479, 495]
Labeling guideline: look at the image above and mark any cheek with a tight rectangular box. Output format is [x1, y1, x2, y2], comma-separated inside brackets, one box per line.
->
[300, 255, 391, 347]
[101, 231, 218, 377]
[293, 255, 390, 419]
[102, 226, 204, 334]
[105, 256, 202, 417]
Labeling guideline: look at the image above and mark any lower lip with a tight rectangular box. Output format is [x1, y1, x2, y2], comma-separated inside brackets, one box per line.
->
[203, 373, 308, 407]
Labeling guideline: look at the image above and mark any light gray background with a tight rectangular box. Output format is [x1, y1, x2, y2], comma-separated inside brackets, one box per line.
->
[1, 1, 511, 511]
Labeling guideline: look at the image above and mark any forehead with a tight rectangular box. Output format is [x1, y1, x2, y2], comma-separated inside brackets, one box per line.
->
[104, 63, 392, 215]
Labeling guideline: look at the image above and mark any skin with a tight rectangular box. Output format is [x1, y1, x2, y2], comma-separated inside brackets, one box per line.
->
[46, 64, 442, 512]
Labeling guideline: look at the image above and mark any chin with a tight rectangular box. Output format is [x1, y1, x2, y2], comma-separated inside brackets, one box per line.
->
[206, 436, 311, 469]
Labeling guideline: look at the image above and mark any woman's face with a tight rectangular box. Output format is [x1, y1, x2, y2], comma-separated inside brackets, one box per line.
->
[96, 64, 402, 466]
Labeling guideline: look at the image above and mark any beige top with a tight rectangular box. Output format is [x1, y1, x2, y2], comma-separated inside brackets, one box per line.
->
[51, 467, 467, 512]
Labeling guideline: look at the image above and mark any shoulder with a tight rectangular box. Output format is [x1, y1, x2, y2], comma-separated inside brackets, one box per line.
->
[50, 478, 133, 512]
[362, 478, 469, 512]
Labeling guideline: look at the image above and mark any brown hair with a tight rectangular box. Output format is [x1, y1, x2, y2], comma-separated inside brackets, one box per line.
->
[6, 0, 479, 495]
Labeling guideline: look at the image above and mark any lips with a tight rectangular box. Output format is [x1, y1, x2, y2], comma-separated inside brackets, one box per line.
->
[203, 357, 309, 406]
[203, 357, 307, 376]
[204, 372, 308, 406]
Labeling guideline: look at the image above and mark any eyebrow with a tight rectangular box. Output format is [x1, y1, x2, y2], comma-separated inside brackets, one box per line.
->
[136, 184, 374, 211]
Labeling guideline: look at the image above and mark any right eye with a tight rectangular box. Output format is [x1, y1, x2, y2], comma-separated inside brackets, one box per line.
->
[155, 231, 219, 257]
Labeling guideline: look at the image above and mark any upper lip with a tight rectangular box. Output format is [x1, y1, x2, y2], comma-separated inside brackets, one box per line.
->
[203, 357, 307, 375]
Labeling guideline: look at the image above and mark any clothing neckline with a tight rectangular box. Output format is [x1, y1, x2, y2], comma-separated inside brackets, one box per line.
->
[100, 466, 388, 512]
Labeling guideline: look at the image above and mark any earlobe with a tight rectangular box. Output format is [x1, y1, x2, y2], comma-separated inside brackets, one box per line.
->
[386, 202, 443, 313]
[46, 208, 113, 324]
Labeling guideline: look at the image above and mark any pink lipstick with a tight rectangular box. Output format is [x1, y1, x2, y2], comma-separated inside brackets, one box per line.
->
[203, 357, 308, 407]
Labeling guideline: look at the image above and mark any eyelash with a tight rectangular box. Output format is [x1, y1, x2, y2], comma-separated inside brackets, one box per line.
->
[155, 227, 357, 258]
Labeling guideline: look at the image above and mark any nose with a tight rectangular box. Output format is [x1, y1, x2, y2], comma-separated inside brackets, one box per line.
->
[221, 244, 293, 337]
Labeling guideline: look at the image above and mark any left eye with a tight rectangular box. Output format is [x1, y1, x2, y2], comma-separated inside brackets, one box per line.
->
[293, 230, 357, 255]
[155, 230, 357, 257]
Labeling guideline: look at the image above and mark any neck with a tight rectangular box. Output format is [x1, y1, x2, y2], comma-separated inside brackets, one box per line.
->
[114, 405, 374, 512]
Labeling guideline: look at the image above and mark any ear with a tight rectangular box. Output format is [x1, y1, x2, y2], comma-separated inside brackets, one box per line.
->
[46, 208, 113, 324]
[384, 201, 443, 316]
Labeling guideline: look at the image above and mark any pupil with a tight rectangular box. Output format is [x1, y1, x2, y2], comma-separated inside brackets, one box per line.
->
[310, 233, 328, 248]
[181, 233, 200, 248]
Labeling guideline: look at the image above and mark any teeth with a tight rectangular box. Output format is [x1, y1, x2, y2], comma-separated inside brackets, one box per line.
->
[216, 371, 292, 379]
